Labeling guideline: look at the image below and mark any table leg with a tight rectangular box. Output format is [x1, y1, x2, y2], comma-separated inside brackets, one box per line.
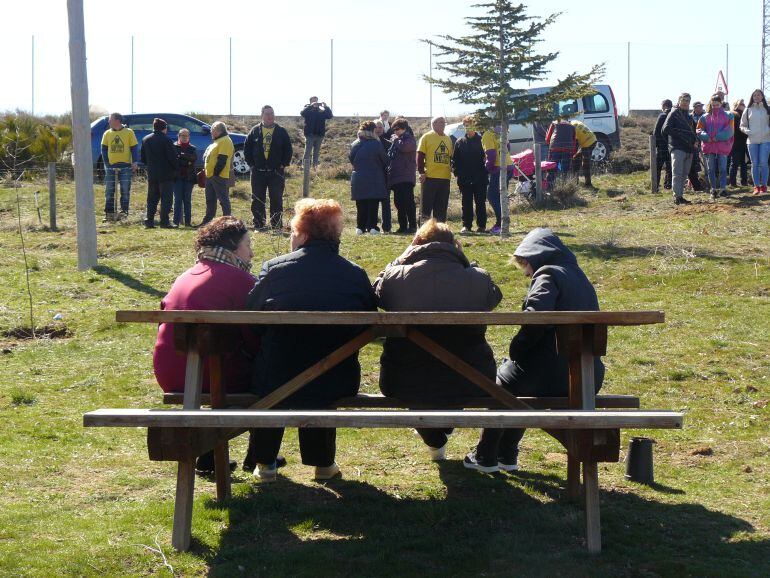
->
[567, 454, 581, 498]
[208, 353, 231, 501]
[172, 459, 196, 552]
[583, 460, 602, 553]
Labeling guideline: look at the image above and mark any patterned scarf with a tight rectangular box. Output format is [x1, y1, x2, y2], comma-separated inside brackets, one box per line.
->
[197, 246, 251, 273]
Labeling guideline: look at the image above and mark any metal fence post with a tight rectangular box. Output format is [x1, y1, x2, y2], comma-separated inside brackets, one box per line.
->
[534, 143, 544, 206]
[649, 135, 658, 193]
[48, 162, 57, 230]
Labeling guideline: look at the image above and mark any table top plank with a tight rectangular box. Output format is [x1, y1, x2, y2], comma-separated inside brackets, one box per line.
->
[116, 310, 665, 326]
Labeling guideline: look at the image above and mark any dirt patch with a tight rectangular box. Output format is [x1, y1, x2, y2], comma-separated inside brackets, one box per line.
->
[1, 323, 72, 341]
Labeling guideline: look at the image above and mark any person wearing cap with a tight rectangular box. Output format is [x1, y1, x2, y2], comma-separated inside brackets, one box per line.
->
[570, 119, 597, 188]
[662, 92, 698, 204]
[452, 115, 489, 233]
[140, 118, 178, 228]
[300, 96, 333, 197]
[696, 94, 734, 200]
[100, 112, 139, 221]
[653, 99, 673, 190]
[417, 116, 453, 222]
[201, 121, 235, 225]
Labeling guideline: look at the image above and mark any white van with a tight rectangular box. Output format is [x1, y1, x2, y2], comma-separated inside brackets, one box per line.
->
[447, 84, 620, 162]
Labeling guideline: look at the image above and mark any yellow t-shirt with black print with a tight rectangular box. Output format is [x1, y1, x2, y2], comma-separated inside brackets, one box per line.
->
[204, 135, 234, 178]
[417, 131, 453, 180]
[100, 127, 138, 165]
[481, 130, 509, 168]
[262, 126, 275, 159]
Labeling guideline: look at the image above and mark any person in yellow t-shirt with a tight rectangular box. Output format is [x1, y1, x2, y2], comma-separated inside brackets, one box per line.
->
[200, 121, 235, 225]
[481, 126, 512, 235]
[570, 120, 597, 188]
[416, 117, 453, 222]
[99, 112, 138, 220]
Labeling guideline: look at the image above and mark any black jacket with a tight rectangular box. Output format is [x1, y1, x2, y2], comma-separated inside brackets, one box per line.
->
[653, 111, 669, 148]
[246, 239, 377, 405]
[452, 133, 488, 187]
[662, 107, 697, 153]
[244, 123, 293, 170]
[174, 142, 198, 182]
[140, 131, 177, 182]
[300, 104, 333, 137]
[498, 228, 604, 394]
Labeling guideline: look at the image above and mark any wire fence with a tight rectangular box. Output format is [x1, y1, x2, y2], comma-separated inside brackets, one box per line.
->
[0, 34, 764, 119]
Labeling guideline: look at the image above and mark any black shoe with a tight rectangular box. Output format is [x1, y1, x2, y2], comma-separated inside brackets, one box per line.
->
[159, 222, 176, 229]
[674, 197, 691, 205]
[184, 221, 192, 227]
[144, 220, 155, 228]
[463, 449, 499, 473]
[394, 227, 407, 235]
[195, 453, 237, 475]
[720, 190, 731, 198]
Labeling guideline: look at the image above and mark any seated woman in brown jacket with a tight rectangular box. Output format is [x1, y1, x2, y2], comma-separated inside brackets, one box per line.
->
[373, 219, 503, 460]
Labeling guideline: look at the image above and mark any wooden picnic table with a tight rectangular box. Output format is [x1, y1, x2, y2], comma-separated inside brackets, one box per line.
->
[84, 310, 682, 554]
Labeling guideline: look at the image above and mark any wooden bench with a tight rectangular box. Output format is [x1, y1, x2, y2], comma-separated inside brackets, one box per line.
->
[84, 310, 683, 554]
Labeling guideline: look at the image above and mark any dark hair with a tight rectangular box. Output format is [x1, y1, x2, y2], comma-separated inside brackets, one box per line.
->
[195, 216, 248, 252]
[390, 118, 410, 132]
[747, 89, 770, 124]
[109, 112, 123, 122]
[261, 105, 274, 113]
[661, 99, 672, 110]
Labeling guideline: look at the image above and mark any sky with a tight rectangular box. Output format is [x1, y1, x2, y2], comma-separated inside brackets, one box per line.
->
[0, 0, 763, 118]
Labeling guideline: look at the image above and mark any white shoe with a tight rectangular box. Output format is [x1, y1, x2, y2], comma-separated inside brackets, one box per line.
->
[428, 444, 447, 462]
[255, 462, 277, 482]
[314, 462, 341, 481]
[355, 228, 364, 235]
[460, 226, 470, 234]
[369, 228, 380, 235]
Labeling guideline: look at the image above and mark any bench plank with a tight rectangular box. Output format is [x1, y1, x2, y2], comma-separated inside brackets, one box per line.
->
[116, 310, 665, 326]
[85, 409, 683, 430]
[161, 392, 642, 409]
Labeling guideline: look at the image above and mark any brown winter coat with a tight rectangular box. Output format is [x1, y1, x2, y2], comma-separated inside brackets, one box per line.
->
[373, 242, 503, 401]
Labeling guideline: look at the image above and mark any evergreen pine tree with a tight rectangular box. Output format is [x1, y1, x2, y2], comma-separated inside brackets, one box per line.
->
[426, 1, 604, 234]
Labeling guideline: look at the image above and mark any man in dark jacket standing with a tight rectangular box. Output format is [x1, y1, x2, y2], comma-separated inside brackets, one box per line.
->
[466, 228, 604, 473]
[452, 116, 488, 233]
[140, 118, 177, 228]
[653, 99, 673, 190]
[300, 96, 333, 197]
[662, 92, 698, 204]
[244, 105, 294, 230]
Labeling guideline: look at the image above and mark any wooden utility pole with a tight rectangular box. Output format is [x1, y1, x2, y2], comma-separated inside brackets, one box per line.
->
[67, 0, 98, 270]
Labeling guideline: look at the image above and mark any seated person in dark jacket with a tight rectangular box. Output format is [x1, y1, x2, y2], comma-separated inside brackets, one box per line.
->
[465, 228, 605, 473]
[246, 198, 377, 481]
[374, 219, 503, 461]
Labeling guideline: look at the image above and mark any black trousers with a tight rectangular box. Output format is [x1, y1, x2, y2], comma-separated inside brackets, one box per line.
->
[251, 169, 285, 229]
[146, 179, 174, 225]
[572, 144, 595, 185]
[391, 182, 417, 231]
[248, 427, 336, 467]
[729, 143, 748, 186]
[356, 199, 380, 231]
[688, 152, 704, 191]
[476, 356, 604, 463]
[459, 181, 487, 230]
[420, 178, 450, 222]
[655, 146, 672, 189]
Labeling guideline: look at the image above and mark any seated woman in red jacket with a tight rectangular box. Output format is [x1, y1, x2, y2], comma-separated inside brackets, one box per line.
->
[153, 216, 259, 473]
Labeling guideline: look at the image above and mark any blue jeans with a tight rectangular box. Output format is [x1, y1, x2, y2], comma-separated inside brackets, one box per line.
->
[173, 179, 194, 225]
[487, 172, 508, 227]
[747, 142, 770, 187]
[104, 165, 133, 213]
[548, 149, 574, 175]
[704, 153, 728, 191]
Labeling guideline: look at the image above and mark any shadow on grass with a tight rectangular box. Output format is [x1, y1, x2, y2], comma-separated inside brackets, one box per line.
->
[198, 460, 767, 577]
[93, 265, 165, 299]
[569, 242, 740, 262]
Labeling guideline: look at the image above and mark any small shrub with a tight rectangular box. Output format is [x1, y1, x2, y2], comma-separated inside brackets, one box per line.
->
[10, 388, 36, 406]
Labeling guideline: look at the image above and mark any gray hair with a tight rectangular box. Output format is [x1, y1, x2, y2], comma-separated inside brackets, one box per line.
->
[431, 116, 446, 127]
[211, 121, 228, 137]
[373, 119, 384, 127]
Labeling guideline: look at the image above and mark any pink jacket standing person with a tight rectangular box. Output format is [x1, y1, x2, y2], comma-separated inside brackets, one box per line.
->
[696, 94, 734, 199]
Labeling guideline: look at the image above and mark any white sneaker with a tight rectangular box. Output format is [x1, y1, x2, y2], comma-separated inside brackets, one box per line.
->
[355, 228, 364, 235]
[255, 462, 277, 482]
[369, 228, 380, 235]
[428, 444, 447, 462]
[314, 462, 341, 480]
[460, 226, 470, 234]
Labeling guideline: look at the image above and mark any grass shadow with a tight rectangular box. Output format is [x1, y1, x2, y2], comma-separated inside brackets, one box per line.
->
[569, 242, 741, 262]
[93, 265, 165, 299]
[199, 459, 767, 576]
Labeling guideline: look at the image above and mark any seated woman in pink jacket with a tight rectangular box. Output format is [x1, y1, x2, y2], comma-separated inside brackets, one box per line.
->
[153, 216, 267, 474]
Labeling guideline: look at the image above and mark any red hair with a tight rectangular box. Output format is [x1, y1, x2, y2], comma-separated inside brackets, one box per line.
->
[291, 198, 343, 243]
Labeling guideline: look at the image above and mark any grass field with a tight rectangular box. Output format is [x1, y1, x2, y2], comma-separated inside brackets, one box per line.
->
[0, 169, 768, 577]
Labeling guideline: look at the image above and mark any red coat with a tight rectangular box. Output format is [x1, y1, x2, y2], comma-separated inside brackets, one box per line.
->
[153, 260, 258, 393]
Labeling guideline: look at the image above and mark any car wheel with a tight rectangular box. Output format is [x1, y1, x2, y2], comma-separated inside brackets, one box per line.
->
[232, 148, 250, 174]
[591, 136, 610, 162]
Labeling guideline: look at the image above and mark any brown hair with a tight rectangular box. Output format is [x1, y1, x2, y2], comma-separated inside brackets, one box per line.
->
[359, 120, 376, 132]
[291, 198, 344, 243]
[512, 255, 529, 270]
[195, 216, 248, 252]
[706, 94, 723, 114]
[412, 219, 454, 246]
[390, 118, 410, 132]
